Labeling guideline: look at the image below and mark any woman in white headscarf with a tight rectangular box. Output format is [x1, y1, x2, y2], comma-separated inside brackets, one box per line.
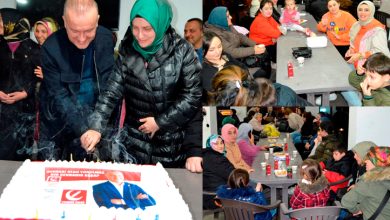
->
[345, 0, 390, 69]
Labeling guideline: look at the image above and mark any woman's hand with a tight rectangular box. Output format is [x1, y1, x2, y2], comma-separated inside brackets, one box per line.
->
[34, 66, 43, 79]
[321, 17, 328, 26]
[347, 53, 361, 64]
[254, 44, 265, 54]
[80, 130, 101, 153]
[139, 117, 160, 138]
[3, 91, 27, 104]
[365, 160, 375, 171]
[360, 77, 372, 96]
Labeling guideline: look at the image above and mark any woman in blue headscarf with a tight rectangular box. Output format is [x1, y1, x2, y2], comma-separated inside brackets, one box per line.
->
[203, 134, 235, 210]
[204, 6, 268, 60]
[82, 0, 202, 169]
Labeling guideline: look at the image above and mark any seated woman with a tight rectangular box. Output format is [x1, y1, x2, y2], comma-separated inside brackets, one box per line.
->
[208, 65, 309, 106]
[344, 1, 390, 106]
[249, 0, 285, 63]
[202, 31, 270, 95]
[221, 123, 254, 172]
[349, 52, 390, 106]
[204, 6, 267, 59]
[317, 0, 357, 56]
[203, 134, 235, 210]
[237, 123, 267, 166]
[217, 168, 275, 220]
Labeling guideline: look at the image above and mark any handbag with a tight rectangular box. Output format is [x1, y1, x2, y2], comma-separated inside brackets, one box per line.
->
[241, 52, 271, 74]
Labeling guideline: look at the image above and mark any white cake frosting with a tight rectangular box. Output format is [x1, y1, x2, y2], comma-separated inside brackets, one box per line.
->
[0, 160, 192, 220]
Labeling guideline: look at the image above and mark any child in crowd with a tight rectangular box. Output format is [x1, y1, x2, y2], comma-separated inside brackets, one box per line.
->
[290, 159, 330, 209]
[320, 143, 356, 196]
[349, 52, 390, 106]
[216, 168, 275, 220]
[280, 0, 315, 36]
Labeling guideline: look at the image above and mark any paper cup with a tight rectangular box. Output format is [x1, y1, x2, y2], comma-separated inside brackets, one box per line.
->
[292, 165, 298, 173]
[269, 147, 274, 154]
[293, 150, 298, 158]
[261, 162, 266, 170]
[297, 57, 305, 66]
[264, 152, 269, 160]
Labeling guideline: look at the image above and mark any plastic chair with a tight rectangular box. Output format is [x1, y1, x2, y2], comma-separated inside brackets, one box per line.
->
[280, 201, 343, 220]
[203, 191, 224, 220]
[219, 197, 281, 220]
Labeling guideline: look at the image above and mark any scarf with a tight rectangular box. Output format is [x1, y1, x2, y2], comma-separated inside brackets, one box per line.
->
[130, 0, 172, 61]
[221, 124, 238, 146]
[0, 8, 30, 42]
[237, 123, 253, 143]
[208, 6, 229, 31]
[34, 17, 59, 36]
[349, 1, 380, 43]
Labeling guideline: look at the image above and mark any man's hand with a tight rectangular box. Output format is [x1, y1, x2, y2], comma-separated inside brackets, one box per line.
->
[110, 198, 125, 205]
[185, 156, 203, 173]
[80, 130, 101, 153]
[139, 117, 159, 138]
[0, 91, 10, 102]
[136, 193, 149, 200]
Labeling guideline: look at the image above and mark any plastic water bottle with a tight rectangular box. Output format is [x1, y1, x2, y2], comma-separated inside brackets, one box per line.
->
[287, 61, 294, 78]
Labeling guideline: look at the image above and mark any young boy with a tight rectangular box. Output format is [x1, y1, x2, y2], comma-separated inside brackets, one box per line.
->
[349, 52, 390, 106]
[320, 143, 356, 195]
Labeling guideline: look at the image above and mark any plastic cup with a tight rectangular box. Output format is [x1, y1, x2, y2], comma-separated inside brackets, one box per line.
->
[261, 162, 266, 170]
[297, 57, 305, 66]
[269, 147, 274, 155]
[292, 165, 298, 173]
[293, 150, 298, 158]
[264, 152, 269, 160]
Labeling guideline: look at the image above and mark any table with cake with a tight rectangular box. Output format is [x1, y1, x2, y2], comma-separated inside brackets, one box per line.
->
[0, 160, 201, 220]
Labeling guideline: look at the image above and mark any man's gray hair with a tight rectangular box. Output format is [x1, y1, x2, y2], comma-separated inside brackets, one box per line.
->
[63, 0, 99, 17]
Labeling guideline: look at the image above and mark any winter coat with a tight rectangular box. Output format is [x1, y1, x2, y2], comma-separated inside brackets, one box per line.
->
[274, 83, 311, 106]
[342, 167, 390, 220]
[39, 26, 114, 140]
[237, 139, 261, 167]
[0, 39, 40, 160]
[309, 134, 341, 164]
[89, 27, 202, 167]
[203, 148, 235, 210]
[290, 175, 330, 209]
[217, 185, 273, 220]
[204, 22, 256, 59]
[349, 70, 390, 106]
[323, 150, 356, 193]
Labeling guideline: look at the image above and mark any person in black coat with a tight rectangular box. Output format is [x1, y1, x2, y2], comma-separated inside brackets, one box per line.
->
[0, 8, 40, 160]
[83, 0, 202, 169]
[38, 0, 115, 161]
[203, 134, 235, 210]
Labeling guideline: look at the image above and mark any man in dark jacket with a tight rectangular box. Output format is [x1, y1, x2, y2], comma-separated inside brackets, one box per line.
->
[81, 0, 202, 169]
[38, 0, 114, 161]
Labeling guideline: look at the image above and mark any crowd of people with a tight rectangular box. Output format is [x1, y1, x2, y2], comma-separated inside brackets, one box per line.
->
[203, 106, 390, 219]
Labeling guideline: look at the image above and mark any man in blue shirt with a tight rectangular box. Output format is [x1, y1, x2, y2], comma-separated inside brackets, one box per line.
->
[184, 18, 203, 63]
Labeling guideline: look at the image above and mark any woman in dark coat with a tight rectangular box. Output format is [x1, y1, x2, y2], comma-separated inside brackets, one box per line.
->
[0, 8, 40, 160]
[203, 134, 235, 210]
[82, 0, 202, 168]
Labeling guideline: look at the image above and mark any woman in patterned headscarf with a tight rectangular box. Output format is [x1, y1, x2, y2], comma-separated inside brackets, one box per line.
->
[0, 8, 40, 160]
[82, 0, 202, 169]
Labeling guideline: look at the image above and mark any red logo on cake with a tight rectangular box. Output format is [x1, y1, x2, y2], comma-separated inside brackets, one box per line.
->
[61, 190, 87, 204]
